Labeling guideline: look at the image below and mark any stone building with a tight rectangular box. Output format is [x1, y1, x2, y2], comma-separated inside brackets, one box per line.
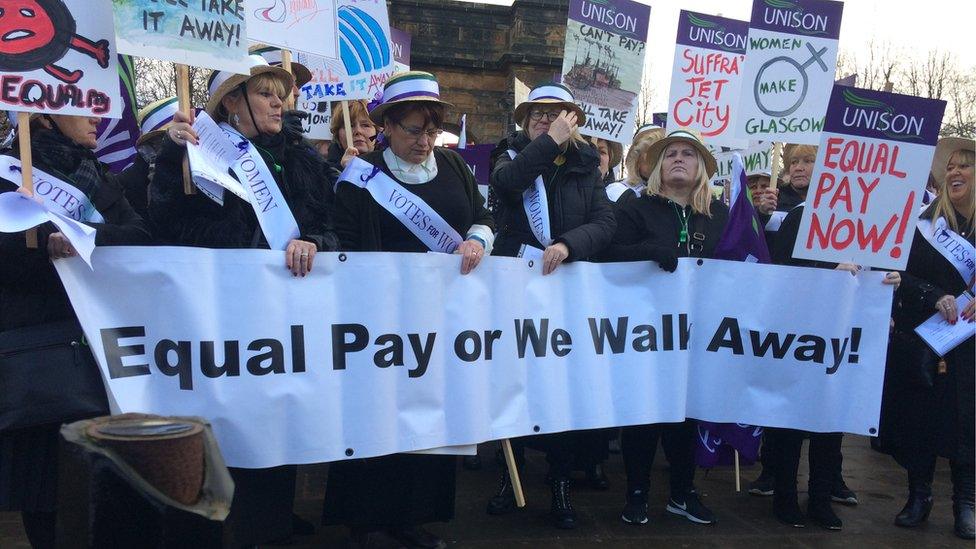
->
[389, 0, 570, 144]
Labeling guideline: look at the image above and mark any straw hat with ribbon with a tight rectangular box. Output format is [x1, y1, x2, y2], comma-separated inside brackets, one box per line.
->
[931, 136, 975, 185]
[249, 44, 312, 88]
[513, 83, 585, 126]
[205, 55, 294, 119]
[368, 71, 453, 125]
[633, 123, 664, 145]
[646, 129, 718, 179]
[136, 96, 179, 146]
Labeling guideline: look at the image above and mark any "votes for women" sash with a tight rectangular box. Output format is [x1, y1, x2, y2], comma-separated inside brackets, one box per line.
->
[0, 155, 105, 223]
[918, 216, 976, 286]
[339, 157, 463, 253]
[507, 150, 552, 248]
[219, 124, 300, 251]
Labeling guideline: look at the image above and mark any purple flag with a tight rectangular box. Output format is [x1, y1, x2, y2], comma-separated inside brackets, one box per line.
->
[696, 422, 763, 468]
[697, 153, 769, 467]
[713, 153, 771, 264]
[94, 55, 139, 174]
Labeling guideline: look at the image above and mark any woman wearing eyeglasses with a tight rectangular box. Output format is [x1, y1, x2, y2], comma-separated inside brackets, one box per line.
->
[484, 83, 615, 530]
[325, 71, 494, 549]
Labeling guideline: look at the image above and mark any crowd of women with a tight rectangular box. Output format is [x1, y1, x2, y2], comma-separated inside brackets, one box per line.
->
[0, 49, 972, 548]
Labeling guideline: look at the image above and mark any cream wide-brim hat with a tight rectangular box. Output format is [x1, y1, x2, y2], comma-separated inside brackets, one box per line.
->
[645, 129, 718, 179]
[513, 83, 586, 126]
[931, 136, 975, 185]
[368, 71, 453, 125]
[205, 55, 295, 119]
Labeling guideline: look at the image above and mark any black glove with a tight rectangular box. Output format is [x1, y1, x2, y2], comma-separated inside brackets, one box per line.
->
[282, 110, 310, 144]
[648, 245, 678, 273]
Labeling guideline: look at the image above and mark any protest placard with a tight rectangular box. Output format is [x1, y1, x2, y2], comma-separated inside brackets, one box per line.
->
[667, 10, 749, 149]
[112, 0, 249, 73]
[295, 1, 394, 103]
[561, 0, 650, 142]
[246, 0, 338, 58]
[392, 27, 411, 74]
[457, 144, 494, 199]
[792, 85, 946, 270]
[711, 142, 772, 187]
[735, 0, 844, 145]
[0, 0, 121, 117]
[297, 99, 332, 140]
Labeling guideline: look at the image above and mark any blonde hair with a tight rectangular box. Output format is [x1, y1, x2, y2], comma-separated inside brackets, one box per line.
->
[625, 138, 656, 185]
[782, 144, 818, 188]
[929, 148, 975, 234]
[215, 73, 289, 124]
[645, 146, 713, 217]
[330, 99, 373, 139]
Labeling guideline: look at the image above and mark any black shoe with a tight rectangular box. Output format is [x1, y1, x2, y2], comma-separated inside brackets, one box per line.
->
[462, 455, 482, 471]
[831, 479, 858, 506]
[585, 463, 610, 490]
[807, 499, 842, 530]
[620, 490, 649, 525]
[749, 471, 775, 496]
[894, 492, 933, 527]
[350, 530, 407, 549]
[389, 526, 446, 549]
[954, 502, 976, 540]
[486, 470, 517, 515]
[666, 488, 715, 525]
[773, 495, 806, 528]
[550, 478, 577, 530]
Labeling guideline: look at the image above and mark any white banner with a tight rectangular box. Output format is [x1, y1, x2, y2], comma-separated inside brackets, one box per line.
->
[56, 249, 893, 468]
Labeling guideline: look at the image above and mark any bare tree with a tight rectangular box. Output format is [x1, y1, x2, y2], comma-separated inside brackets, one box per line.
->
[836, 39, 900, 91]
[943, 72, 976, 137]
[634, 64, 656, 128]
[901, 49, 954, 100]
[134, 58, 210, 109]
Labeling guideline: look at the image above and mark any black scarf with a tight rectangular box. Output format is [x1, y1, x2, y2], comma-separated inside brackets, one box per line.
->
[30, 125, 103, 198]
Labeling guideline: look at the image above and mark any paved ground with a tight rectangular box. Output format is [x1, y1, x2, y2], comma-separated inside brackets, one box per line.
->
[1, 436, 970, 548]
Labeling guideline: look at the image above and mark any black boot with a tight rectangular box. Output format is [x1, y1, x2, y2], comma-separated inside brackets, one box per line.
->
[952, 462, 975, 540]
[895, 483, 933, 528]
[486, 470, 517, 515]
[807, 498, 842, 530]
[772, 493, 805, 528]
[550, 478, 577, 529]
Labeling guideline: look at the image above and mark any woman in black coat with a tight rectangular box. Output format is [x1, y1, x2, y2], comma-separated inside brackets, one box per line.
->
[324, 71, 494, 549]
[0, 113, 151, 548]
[148, 58, 339, 545]
[600, 129, 726, 528]
[484, 83, 615, 530]
[879, 138, 974, 539]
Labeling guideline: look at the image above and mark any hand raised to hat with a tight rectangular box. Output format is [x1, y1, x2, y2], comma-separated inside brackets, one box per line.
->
[547, 110, 578, 146]
[167, 110, 199, 147]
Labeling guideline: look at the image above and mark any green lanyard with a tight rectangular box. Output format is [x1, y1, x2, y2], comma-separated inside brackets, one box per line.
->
[672, 202, 689, 244]
[253, 144, 283, 175]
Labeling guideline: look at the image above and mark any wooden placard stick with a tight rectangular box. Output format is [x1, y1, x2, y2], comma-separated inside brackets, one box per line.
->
[176, 64, 195, 195]
[733, 449, 741, 492]
[501, 439, 526, 508]
[341, 101, 354, 150]
[17, 112, 38, 248]
[768, 142, 784, 190]
[281, 49, 295, 111]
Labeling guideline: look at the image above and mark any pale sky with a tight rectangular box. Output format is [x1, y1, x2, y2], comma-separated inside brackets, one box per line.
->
[460, 0, 975, 111]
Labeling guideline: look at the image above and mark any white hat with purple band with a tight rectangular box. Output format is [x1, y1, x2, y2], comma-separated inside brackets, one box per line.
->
[136, 96, 179, 146]
[514, 82, 586, 126]
[368, 71, 453, 125]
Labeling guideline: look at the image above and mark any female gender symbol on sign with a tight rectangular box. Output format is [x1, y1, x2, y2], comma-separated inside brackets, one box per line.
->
[753, 43, 829, 117]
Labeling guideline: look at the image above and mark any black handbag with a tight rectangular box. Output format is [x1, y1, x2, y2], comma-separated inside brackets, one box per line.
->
[887, 328, 940, 389]
[0, 320, 110, 432]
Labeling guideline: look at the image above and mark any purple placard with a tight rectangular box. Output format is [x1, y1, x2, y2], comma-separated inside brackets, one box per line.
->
[569, 0, 651, 39]
[823, 85, 946, 145]
[391, 27, 411, 67]
[676, 10, 749, 54]
[456, 144, 494, 187]
[749, 0, 844, 40]
[652, 112, 668, 127]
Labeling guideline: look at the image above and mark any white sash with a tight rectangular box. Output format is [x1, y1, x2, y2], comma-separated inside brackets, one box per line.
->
[507, 149, 552, 247]
[218, 124, 300, 251]
[918, 216, 976, 286]
[339, 157, 463, 254]
[0, 155, 104, 223]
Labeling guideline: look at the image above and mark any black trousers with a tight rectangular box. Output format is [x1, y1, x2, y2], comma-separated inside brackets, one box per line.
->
[621, 421, 696, 495]
[768, 428, 841, 501]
